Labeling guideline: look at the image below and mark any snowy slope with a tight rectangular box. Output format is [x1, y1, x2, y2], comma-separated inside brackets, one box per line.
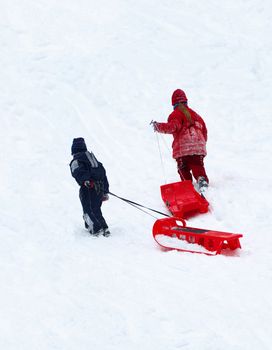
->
[1, 1, 272, 349]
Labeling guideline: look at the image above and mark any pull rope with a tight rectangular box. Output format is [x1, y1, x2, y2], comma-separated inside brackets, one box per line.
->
[109, 192, 171, 219]
[151, 121, 172, 184]
[155, 132, 167, 184]
[158, 132, 172, 155]
[157, 132, 178, 184]
[151, 120, 167, 184]
[116, 199, 159, 219]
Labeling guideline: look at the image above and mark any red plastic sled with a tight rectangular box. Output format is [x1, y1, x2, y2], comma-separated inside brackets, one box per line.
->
[153, 217, 243, 255]
[161, 180, 209, 219]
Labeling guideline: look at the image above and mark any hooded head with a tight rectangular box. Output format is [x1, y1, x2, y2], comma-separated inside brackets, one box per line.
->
[71, 137, 87, 155]
[171, 89, 188, 108]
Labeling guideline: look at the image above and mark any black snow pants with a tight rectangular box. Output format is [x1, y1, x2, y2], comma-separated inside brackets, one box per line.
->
[79, 186, 108, 234]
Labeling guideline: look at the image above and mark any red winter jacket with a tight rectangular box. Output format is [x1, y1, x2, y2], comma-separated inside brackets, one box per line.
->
[155, 106, 207, 159]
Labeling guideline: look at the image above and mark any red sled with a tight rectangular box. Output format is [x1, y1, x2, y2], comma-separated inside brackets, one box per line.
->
[161, 180, 209, 219]
[153, 217, 243, 255]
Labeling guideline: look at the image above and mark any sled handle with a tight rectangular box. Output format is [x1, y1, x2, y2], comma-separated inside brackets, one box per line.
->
[173, 217, 187, 227]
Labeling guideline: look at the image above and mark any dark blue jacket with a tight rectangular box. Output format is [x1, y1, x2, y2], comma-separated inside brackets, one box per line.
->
[70, 151, 109, 193]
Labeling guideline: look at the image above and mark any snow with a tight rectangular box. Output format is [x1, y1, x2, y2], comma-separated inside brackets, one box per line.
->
[1, 0, 272, 349]
[155, 234, 216, 255]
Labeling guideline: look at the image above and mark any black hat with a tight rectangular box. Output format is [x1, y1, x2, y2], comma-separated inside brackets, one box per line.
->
[71, 137, 87, 155]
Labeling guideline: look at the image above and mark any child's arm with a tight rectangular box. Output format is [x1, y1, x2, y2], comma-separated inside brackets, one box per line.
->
[70, 159, 89, 186]
[153, 115, 181, 134]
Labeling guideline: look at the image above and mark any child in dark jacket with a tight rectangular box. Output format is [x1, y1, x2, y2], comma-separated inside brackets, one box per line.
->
[70, 137, 110, 236]
[152, 89, 209, 192]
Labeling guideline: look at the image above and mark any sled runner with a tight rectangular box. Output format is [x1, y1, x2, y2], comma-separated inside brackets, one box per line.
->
[160, 180, 209, 219]
[153, 217, 243, 255]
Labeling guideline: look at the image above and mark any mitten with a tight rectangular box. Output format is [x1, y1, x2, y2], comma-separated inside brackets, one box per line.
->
[84, 180, 94, 188]
[102, 194, 109, 201]
[150, 120, 158, 132]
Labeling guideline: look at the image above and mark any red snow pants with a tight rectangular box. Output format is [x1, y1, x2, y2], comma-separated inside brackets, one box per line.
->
[176, 155, 209, 183]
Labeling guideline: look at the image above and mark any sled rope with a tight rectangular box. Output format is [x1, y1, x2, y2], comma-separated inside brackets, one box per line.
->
[109, 192, 171, 219]
[158, 132, 172, 155]
[116, 199, 158, 219]
[155, 132, 167, 184]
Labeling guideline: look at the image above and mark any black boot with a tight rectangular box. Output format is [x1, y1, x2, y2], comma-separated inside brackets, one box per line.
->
[197, 176, 208, 193]
[103, 228, 111, 237]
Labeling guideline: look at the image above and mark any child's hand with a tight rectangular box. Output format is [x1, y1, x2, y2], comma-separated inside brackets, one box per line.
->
[84, 180, 94, 188]
[102, 194, 109, 201]
[150, 120, 158, 132]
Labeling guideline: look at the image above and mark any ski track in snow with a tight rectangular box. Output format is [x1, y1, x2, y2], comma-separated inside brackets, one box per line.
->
[1, 1, 272, 349]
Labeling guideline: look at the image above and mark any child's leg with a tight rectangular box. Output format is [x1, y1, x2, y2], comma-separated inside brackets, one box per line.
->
[79, 187, 103, 233]
[176, 156, 193, 181]
[189, 155, 209, 183]
[90, 191, 108, 230]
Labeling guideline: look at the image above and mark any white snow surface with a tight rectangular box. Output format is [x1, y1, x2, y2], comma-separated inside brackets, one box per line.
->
[155, 235, 216, 255]
[1, 1, 272, 349]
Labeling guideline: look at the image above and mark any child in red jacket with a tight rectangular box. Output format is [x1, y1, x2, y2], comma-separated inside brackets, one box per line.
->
[152, 89, 209, 191]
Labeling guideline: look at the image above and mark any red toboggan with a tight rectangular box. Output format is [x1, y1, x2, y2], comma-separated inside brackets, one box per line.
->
[161, 180, 209, 219]
[153, 217, 243, 255]
[156, 180, 243, 255]
[110, 180, 244, 255]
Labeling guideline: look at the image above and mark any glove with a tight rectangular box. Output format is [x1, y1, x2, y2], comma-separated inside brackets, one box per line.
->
[84, 180, 94, 188]
[150, 120, 158, 132]
[102, 194, 109, 201]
